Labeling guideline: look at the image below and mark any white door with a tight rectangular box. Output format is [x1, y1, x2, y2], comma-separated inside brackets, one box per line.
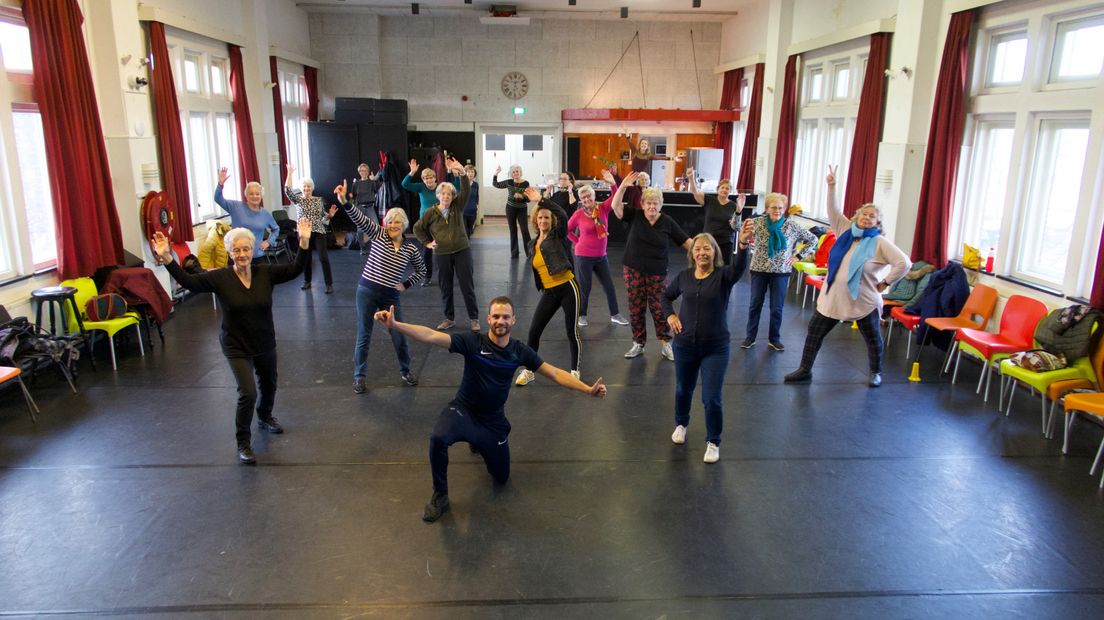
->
[477, 127, 561, 218]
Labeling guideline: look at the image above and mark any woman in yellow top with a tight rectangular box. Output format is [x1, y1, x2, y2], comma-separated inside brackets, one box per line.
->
[515, 186, 583, 386]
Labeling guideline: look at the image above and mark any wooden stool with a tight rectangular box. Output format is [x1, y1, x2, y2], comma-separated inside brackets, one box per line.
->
[0, 366, 38, 423]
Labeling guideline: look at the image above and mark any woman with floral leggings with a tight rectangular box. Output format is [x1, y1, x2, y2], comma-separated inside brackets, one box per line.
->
[611, 172, 692, 361]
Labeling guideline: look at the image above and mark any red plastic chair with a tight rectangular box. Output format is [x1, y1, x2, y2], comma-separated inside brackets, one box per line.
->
[802, 274, 824, 309]
[887, 305, 923, 357]
[952, 295, 1049, 402]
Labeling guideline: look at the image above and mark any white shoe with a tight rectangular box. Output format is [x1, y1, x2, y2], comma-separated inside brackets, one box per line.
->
[610, 313, 629, 326]
[704, 442, 720, 463]
[570, 369, 581, 380]
[578, 316, 588, 327]
[624, 342, 645, 358]
[671, 425, 687, 445]
[660, 341, 674, 361]
[515, 369, 535, 386]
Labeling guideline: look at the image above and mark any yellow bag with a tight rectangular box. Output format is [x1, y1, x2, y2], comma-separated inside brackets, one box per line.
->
[962, 244, 981, 270]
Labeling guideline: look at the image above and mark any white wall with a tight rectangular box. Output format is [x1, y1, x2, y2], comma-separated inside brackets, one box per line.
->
[719, 1, 770, 64]
[789, 0, 898, 43]
[309, 12, 723, 125]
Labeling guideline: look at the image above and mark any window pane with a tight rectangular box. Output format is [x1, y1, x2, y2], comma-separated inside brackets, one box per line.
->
[792, 120, 820, 215]
[189, 113, 214, 220]
[1052, 18, 1104, 81]
[214, 114, 238, 201]
[833, 66, 850, 99]
[955, 121, 1015, 258]
[808, 69, 823, 102]
[210, 60, 225, 96]
[183, 53, 201, 93]
[987, 32, 1027, 86]
[729, 121, 746, 185]
[1016, 120, 1090, 283]
[740, 80, 750, 109]
[12, 112, 57, 267]
[0, 21, 32, 72]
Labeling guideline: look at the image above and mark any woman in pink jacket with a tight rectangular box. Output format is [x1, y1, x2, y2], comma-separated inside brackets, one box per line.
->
[566, 169, 631, 327]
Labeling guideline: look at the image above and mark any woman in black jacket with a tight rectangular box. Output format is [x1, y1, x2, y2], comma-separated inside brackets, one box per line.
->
[492, 164, 531, 258]
[515, 186, 582, 386]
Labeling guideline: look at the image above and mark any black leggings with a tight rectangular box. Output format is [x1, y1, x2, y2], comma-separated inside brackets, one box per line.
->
[226, 350, 278, 446]
[505, 205, 531, 257]
[527, 279, 582, 371]
[302, 233, 332, 286]
[798, 308, 883, 373]
[436, 248, 479, 321]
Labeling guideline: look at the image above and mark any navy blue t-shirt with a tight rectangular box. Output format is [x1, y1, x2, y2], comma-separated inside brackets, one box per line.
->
[449, 331, 543, 432]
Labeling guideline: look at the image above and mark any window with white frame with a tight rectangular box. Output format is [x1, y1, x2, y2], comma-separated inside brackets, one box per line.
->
[0, 8, 57, 277]
[951, 0, 1104, 297]
[276, 59, 310, 180]
[166, 27, 237, 223]
[728, 72, 751, 185]
[790, 40, 867, 219]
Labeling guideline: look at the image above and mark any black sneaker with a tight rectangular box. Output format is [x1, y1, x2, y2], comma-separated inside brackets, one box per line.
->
[324, 285, 334, 294]
[784, 368, 813, 383]
[301, 283, 311, 290]
[258, 417, 283, 434]
[768, 341, 785, 352]
[400, 371, 419, 386]
[422, 491, 450, 522]
[740, 339, 756, 349]
[238, 445, 256, 465]
[353, 378, 367, 394]
[869, 372, 883, 387]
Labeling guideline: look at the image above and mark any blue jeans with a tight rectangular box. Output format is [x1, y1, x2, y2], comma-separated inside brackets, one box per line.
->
[354, 283, 411, 379]
[746, 271, 790, 343]
[673, 340, 730, 445]
[574, 255, 620, 316]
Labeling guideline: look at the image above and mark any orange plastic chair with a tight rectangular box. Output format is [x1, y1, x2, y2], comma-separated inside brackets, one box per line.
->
[952, 295, 1048, 401]
[916, 284, 1000, 374]
[1, 366, 38, 423]
[1059, 334, 1104, 487]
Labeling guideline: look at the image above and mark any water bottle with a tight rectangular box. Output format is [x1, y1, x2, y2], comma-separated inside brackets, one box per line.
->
[985, 247, 995, 273]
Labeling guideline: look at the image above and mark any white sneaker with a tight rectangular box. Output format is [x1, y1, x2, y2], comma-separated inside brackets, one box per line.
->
[624, 342, 645, 358]
[577, 316, 588, 327]
[704, 442, 720, 463]
[671, 425, 687, 445]
[660, 341, 674, 361]
[570, 369, 581, 380]
[610, 313, 629, 326]
[515, 369, 535, 386]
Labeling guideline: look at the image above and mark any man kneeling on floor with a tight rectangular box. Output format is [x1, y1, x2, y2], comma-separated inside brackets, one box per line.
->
[374, 296, 608, 522]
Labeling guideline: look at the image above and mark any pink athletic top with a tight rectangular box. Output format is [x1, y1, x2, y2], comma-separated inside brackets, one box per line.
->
[567, 194, 614, 258]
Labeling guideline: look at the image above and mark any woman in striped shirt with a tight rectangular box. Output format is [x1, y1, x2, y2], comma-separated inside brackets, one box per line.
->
[491, 164, 531, 259]
[285, 164, 334, 293]
[334, 179, 427, 394]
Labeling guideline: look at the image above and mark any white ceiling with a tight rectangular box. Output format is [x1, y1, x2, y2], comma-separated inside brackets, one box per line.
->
[297, 1, 751, 19]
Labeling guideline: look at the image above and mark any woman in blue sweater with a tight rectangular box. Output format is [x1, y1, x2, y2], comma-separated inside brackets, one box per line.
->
[214, 167, 279, 262]
[661, 220, 754, 464]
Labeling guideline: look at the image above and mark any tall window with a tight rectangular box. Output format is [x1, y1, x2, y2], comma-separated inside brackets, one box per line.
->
[728, 72, 751, 185]
[790, 40, 867, 219]
[166, 28, 237, 222]
[951, 1, 1104, 297]
[0, 8, 56, 277]
[277, 59, 310, 179]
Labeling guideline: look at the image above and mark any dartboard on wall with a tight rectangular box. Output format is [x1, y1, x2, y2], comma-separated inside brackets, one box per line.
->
[501, 71, 529, 100]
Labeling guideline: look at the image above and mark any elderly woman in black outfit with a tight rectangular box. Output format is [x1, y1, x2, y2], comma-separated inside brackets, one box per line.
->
[285, 163, 333, 293]
[514, 186, 583, 386]
[662, 222, 754, 464]
[152, 218, 312, 465]
[686, 167, 743, 265]
[492, 164, 531, 258]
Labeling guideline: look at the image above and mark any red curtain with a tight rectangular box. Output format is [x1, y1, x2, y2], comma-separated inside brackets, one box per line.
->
[23, 0, 124, 278]
[771, 54, 799, 194]
[148, 22, 193, 242]
[735, 63, 764, 191]
[270, 56, 290, 205]
[911, 10, 976, 266]
[304, 65, 319, 122]
[229, 45, 262, 191]
[715, 67, 743, 180]
[843, 33, 891, 217]
[1092, 233, 1104, 308]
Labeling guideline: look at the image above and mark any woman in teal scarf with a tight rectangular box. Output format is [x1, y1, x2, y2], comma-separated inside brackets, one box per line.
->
[784, 166, 910, 387]
[742, 193, 818, 351]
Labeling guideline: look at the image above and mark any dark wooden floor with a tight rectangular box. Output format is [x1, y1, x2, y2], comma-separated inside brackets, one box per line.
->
[2, 223, 1103, 618]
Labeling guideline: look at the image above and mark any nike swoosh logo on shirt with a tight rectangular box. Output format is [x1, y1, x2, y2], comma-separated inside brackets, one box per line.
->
[498, 439, 508, 445]
[479, 349, 494, 356]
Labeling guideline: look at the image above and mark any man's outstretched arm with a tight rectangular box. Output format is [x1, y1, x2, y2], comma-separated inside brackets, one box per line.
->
[536, 363, 607, 398]
[374, 305, 452, 348]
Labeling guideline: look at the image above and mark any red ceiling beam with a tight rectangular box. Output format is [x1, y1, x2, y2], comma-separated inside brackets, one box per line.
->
[561, 108, 740, 122]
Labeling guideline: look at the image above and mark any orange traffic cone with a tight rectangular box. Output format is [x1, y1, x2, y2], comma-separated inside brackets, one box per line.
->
[907, 362, 921, 382]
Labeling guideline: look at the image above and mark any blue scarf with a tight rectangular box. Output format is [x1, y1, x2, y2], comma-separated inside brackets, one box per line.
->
[826, 224, 880, 300]
[767, 216, 787, 257]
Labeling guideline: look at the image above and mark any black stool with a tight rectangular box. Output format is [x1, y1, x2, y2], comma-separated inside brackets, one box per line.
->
[31, 286, 95, 371]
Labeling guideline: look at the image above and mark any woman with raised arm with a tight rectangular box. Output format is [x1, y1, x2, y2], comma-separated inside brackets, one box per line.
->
[491, 164, 531, 258]
[662, 220, 754, 463]
[742, 191, 818, 352]
[403, 157, 460, 286]
[284, 163, 334, 293]
[566, 169, 629, 327]
[785, 166, 911, 387]
[413, 161, 481, 333]
[626, 135, 673, 173]
[333, 180, 427, 394]
[612, 172, 693, 361]
[514, 187, 583, 386]
[462, 165, 480, 237]
[213, 167, 279, 262]
[544, 170, 578, 218]
[686, 167, 743, 265]
[151, 218, 312, 465]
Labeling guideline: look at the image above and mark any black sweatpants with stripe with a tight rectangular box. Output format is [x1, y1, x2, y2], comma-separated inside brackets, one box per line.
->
[527, 278, 582, 371]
